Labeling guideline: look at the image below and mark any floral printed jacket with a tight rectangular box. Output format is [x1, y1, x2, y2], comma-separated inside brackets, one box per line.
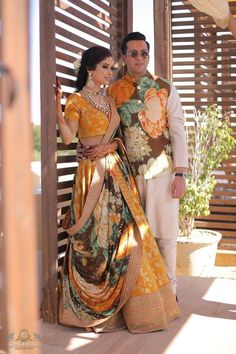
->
[108, 72, 175, 179]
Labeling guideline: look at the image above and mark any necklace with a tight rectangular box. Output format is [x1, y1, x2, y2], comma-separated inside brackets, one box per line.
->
[80, 86, 111, 116]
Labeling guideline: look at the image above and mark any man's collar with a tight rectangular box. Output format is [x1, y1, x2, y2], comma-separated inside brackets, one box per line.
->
[124, 70, 155, 84]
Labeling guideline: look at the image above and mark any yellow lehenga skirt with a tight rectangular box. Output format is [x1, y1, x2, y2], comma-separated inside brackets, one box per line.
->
[59, 147, 180, 333]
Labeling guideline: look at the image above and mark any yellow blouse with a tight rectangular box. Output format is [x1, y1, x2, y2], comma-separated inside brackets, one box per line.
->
[64, 93, 109, 139]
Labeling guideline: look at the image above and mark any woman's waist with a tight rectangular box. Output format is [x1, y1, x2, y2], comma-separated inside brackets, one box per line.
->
[79, 134, 104, 147]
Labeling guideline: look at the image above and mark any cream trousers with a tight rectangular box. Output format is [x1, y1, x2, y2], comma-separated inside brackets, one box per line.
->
[136, 173, 179, 294]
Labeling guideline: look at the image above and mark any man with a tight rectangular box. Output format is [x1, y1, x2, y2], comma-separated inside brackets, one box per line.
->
[107, 32, 188, 295]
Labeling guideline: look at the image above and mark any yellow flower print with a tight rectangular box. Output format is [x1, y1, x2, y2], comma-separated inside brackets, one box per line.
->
[138, 88, 168, 138]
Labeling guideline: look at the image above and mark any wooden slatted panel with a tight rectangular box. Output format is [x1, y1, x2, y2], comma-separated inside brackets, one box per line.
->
[40, 0, 132, 322]
[171, 0, 236, 249]
[55, 0, 130, 271]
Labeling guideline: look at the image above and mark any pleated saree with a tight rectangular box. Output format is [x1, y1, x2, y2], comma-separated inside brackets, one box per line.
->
[59, 93, 180, 333]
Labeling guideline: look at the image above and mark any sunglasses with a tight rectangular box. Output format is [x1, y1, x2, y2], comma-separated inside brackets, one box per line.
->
[126, 50, 149, 58]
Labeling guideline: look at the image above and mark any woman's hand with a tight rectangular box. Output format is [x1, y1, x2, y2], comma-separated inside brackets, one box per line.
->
[54, 78, 62, 103]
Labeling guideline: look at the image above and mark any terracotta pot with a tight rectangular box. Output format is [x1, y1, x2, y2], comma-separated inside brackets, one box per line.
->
[176, 229, 222, 276]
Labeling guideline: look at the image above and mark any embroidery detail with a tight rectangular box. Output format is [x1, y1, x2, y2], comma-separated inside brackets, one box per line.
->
[124, 124, 152, 162]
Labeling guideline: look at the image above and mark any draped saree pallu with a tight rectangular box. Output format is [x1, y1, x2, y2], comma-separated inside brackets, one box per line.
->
[59, 94, 180, 333]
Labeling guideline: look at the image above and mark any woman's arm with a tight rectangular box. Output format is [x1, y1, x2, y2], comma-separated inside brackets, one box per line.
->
[55, 80, 78, 145]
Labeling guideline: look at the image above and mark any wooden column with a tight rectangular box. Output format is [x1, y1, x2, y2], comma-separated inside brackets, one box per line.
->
[115, 0, 133, 53]
[121, 0, 133, 38]
[40, 0, 58, 323]
[0, 1, 7, 348]
[115, 0, 133, 77]
[0, 0, 39, 352]
[153, 0, 172, 80]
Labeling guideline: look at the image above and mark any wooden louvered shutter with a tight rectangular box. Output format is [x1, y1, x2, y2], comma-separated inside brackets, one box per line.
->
[171, 1, 236, 250]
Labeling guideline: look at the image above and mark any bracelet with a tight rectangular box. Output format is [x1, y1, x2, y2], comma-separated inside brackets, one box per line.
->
[175, 172, 187, 178]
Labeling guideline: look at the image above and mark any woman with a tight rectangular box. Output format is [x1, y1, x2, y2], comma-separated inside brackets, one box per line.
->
[56, 46, 180, 333]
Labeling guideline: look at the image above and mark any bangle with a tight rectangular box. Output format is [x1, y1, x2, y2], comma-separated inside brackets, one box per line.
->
[175, 172, 187, 178]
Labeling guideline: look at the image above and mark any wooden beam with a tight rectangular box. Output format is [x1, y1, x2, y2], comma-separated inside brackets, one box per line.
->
[153, 0, 172, 80]
[0, 2, 7, 350]
[116, 0, 133, 49]
[40, 0, 58, 323]
[115, 0, 133, 77]
[1, 0, 39, 352]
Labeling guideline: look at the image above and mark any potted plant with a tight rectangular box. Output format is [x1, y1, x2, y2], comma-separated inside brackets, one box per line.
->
[177, 104, 236, 276]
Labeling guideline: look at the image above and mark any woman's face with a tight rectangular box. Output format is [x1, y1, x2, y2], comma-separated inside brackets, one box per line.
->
[90, 57, 115, 87]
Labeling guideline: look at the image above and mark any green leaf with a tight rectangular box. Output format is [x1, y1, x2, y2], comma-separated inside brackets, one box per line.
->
[179, 104, 236, 235]
[138, 77, 159, 100]
[118, 99, 144, 126]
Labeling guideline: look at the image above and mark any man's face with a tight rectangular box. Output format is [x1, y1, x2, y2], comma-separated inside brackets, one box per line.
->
[123, 40, 149, 78]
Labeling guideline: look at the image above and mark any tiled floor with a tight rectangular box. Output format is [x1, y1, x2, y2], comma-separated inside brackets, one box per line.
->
[41, 267, 236, 354]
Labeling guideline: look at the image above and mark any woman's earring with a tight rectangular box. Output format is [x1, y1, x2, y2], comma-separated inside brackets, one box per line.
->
[87, 72, 96, 90]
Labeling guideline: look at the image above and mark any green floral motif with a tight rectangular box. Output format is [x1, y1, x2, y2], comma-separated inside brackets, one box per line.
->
[137, 76, 160, 101]
[118, 99, 144, 127]
[124, 124, 152, 162]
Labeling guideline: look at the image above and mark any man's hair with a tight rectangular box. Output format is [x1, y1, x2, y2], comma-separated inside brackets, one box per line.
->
[121, 32, 150, 55]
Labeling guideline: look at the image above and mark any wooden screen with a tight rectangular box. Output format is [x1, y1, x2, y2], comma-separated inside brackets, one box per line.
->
[55, 0, 126, 272]
[0, 0, 39, 351]
[171, 0, 236, 249]
[40, 0, 132, 323]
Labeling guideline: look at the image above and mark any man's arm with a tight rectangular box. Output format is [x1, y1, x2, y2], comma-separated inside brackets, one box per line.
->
[167, 85, 188, 172]
[167, 84, 188, 198]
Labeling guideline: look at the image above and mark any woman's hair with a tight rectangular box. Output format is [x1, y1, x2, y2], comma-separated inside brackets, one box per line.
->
[75, 46, 112, 91]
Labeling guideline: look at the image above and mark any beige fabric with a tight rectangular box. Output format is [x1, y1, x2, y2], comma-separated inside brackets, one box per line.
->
[136, 173, 179, 293]
[189, 0, 230, 28]
[167, 85, 188, 169]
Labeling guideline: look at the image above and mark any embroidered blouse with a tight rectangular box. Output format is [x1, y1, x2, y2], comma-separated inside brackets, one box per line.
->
[64, 93, 109, 139]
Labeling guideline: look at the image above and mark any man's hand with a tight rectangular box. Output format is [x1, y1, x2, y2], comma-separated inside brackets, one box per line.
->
[76, 142, 87, 162]
[76, 141, 118, 161]
[171, 176, 186, 199]
[83, 142, 118, 160]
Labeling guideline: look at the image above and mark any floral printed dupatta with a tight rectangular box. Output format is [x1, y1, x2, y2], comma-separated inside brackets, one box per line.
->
[59, 99, 180, 333]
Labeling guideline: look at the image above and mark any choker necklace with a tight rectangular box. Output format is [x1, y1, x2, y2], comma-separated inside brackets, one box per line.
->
[80, 86, 111, 116]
